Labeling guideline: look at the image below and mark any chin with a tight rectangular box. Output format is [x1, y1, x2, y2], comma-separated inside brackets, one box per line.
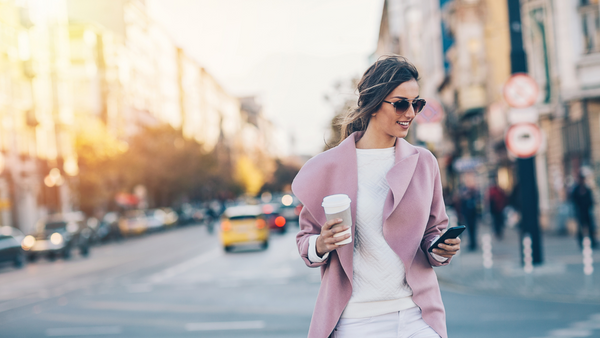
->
[393, 130, 410, 139]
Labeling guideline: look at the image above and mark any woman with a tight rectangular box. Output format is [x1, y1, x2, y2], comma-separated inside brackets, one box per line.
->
[292, 56, 460, 338]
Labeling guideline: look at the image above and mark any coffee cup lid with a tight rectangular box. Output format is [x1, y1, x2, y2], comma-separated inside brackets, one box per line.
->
[322, 194, 351, 208]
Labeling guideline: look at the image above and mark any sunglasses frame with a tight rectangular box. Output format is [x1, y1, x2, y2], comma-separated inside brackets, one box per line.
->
[382, 98, 427, 114]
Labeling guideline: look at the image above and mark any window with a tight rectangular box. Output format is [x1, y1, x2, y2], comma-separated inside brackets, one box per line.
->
[580, 0, 600, 53]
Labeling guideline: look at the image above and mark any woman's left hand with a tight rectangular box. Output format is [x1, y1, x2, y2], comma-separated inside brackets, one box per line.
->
[431, 237, 461, 258]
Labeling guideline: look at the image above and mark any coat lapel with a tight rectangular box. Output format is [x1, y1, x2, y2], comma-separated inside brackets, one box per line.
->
[383, 139, 419, 222]
[332, 134, 359, 285]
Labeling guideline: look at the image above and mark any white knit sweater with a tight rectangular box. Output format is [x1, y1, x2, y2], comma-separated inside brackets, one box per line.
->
[341, 147, 416, 318]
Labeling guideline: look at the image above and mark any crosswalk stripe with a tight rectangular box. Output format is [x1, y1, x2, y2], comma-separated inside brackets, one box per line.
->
[185, 320, 265, 331]
[46, 326, 122, 336]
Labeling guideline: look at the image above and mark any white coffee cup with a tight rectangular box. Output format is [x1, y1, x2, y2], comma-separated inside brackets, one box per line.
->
[322, 194, 352, 245]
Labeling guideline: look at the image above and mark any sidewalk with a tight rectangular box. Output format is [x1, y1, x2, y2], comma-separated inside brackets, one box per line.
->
[436, 222, 600, 303]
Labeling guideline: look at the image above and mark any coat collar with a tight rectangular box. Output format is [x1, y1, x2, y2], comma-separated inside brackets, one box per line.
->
[384, 137, 420, 221]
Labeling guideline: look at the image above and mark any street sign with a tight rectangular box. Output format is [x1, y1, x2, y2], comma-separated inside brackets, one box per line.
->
[503, 73, 539, 108]
[507, 107, 539, 124]
[416, 98, 444, 124]
[505, 123, 543, 158]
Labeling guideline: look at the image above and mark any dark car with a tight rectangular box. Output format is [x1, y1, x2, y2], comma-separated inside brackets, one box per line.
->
[22, 212, 93, 261]
[0, 226, 25, 268]
[261, 203, 287, 234]
[94, 212, 122, 242]
[278, 194, 302, 224]
[177, 203, 206, 226]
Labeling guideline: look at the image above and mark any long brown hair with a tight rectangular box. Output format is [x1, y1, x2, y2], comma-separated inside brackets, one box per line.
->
[337, 55, 419, 144]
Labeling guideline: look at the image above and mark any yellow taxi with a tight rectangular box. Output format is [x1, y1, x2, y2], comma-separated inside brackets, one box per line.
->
[219, 205, 269, 252]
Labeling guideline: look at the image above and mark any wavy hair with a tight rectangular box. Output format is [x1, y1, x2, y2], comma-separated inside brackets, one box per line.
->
[337, 55, 419, 144]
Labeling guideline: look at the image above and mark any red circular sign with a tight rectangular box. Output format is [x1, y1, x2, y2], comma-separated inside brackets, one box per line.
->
[415, 98, 444, 124]
[505, 123, 543, 158]
[503, 73, 539, 108]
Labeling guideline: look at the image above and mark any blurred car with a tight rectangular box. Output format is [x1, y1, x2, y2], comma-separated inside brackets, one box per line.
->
[278, 194, 302, 224]
[0, 226, 25, 268]
[95, 212, 122, 242]
[145, 208, 179, 232]
[22, 212, 93, 260]
[177, 203, 205, 226]
[261, 203, 287, 234]
[118, 210, 148, 236]
[219, 205, 269, 252]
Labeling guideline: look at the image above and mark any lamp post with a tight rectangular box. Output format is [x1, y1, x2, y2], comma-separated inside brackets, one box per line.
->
[507, 0, 543, 264]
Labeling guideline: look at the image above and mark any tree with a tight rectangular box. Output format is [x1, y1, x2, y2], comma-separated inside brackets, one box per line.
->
[74, 115, 128, 216]
[260, 159, 300, 194]
[323, 77, 359, 150]
[75, 120, 244, 215]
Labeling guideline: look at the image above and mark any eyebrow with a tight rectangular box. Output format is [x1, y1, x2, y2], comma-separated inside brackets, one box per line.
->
[391, 95, 420, 100]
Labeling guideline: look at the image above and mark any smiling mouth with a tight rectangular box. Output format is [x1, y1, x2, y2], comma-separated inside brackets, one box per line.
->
[397, 121, 410, 127]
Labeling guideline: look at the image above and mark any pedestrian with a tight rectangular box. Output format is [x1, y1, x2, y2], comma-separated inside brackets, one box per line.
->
[460, 184, 479, 251]
[570, 173, 597, 249]
[292, 56, 460, 338]
[488, 179, 507, 240]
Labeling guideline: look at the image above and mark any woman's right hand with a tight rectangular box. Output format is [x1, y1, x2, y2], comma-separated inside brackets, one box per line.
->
[315, 218, 351, 257]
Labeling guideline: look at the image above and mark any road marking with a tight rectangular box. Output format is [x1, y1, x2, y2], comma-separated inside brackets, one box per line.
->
[185, 320, 265, 331]
[127, 283, 152, 293]
[531, 313, 600, 338]
[147, 247, 222, 284]
[46, 326, 122, 336]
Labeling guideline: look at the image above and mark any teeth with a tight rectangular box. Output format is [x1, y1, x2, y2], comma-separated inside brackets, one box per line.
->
[398, 121, 409, 126]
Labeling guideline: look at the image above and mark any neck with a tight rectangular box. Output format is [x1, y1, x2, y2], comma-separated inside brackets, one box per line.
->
[356, 127, 396, 149]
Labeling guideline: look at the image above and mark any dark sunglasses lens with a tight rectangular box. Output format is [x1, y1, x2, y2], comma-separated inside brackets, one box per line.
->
[393, 100, 410, 113]
[413, 100, 425, 113]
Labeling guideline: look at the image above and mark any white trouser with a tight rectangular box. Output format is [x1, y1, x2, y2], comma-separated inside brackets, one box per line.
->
[331, 307, 440, 338]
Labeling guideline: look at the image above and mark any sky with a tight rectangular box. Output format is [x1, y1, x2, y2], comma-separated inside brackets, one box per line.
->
[146, 0, 384, 157]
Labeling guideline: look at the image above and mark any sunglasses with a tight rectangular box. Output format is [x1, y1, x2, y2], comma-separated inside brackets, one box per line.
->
[383, 98, 426, 114]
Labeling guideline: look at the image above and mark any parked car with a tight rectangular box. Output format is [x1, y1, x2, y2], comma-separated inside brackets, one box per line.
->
[261, 203, 287, 234]
[177, 203, 205, 226]
[0, 226, 25, 268]
[95, 212, 122, 242]
[22, 212, 93, 261]
[219, 205, 269, 252]
[277, 194, 302, 224]
[144, 208, 179, 232]
[118, 210, 148, 236]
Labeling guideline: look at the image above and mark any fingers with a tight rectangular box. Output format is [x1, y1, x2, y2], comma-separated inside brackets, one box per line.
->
[318, 219, 351, 255]
[444, 238, 461, 245]
[432, 238, 461, 257]
[322, 218, 343, 231]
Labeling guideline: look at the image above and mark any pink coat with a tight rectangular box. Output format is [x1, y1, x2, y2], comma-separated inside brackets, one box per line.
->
[292, 132, 451, 338]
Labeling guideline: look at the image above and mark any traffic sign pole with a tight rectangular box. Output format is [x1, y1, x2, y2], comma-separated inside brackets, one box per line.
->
[507, 0, 543, 265]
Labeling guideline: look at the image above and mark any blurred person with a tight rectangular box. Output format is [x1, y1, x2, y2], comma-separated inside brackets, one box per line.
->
[460, 183, 479, 251]
[570, 173, 597, 249]
[292, 56, 460, 338]
[488, 179, 507, 240]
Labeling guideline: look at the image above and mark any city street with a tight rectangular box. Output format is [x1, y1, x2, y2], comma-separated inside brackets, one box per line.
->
[0, 224, 599, 338]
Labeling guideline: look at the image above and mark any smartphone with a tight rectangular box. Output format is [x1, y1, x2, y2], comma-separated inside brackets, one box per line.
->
[427, 225, 466, 252]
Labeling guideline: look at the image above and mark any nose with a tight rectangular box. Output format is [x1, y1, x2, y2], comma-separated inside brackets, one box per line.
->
[405, 103, 416, 119]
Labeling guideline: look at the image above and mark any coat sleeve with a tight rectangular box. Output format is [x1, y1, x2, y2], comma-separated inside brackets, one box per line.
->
[296, 204, 329, 268]
[421, 156, 452, 267]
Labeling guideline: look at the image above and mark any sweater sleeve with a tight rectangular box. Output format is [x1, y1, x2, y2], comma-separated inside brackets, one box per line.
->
[308, 235, 330, 263]
[296, 204, 330, 267]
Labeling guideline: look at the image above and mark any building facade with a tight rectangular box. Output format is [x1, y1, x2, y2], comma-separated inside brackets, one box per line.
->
[0, 0, 79, 233]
